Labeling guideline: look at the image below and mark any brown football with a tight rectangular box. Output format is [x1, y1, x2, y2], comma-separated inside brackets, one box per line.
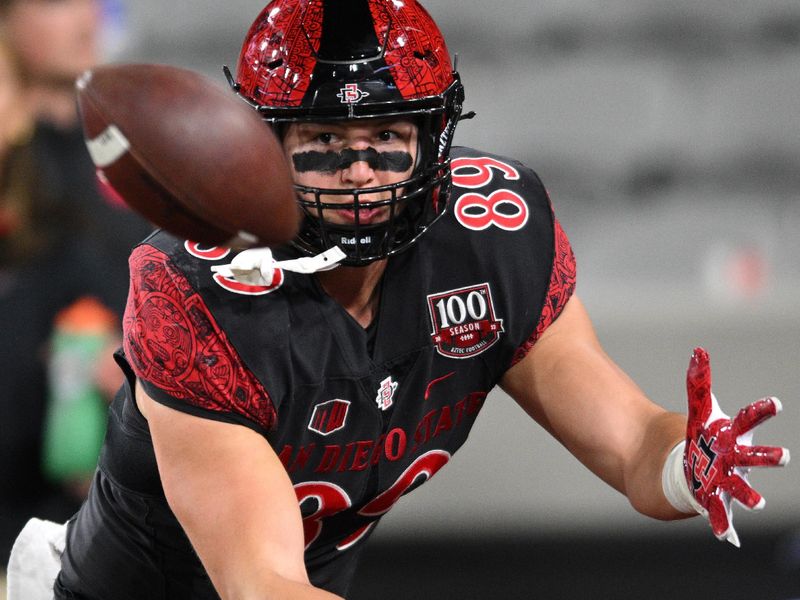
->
[76, 63, 299, 248]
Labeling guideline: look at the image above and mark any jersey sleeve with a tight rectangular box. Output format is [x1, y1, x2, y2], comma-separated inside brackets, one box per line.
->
[122, 243, 277, 434]
[510, 214, 577, 366]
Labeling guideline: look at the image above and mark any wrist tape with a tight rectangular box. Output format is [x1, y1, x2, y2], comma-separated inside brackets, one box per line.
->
[661, 441, 703, 515]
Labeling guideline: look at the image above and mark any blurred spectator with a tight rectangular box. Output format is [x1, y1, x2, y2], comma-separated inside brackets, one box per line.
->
[0, 30, 72, 566]
[0, 0, 151, 566]
[1, 0, 152, 314]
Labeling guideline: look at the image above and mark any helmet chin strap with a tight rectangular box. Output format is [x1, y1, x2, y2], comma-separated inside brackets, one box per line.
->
[211, 246, 347, 286]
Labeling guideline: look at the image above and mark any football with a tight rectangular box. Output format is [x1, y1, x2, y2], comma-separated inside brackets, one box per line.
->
[76, 63, 300, 248]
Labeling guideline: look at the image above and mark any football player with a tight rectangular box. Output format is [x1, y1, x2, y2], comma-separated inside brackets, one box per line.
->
[8, 1, 789, 599]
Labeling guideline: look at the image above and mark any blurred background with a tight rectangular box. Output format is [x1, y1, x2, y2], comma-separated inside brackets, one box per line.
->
[3, 0, 800, 598]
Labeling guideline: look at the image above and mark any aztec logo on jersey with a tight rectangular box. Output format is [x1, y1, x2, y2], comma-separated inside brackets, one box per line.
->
[375, 376, 398, 411]
[308, 399, 351, 436]
[427, 283, 504, 359]
[183, 241, 285, 296]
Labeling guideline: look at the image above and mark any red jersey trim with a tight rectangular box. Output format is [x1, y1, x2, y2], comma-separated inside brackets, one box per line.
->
[123, 244, 277, 431]
[511, 216, 577, 366]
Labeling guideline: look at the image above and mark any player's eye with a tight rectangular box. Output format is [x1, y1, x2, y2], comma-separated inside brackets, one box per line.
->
[377, 130, 396, 142]
[316, 132, 335, 144]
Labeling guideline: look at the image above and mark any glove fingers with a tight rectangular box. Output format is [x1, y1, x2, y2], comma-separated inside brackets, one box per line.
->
[686, 348, 713, 424]
[706, 494, 739, 546]
[736, 445, 790, 468]
[726, 473, 764, 510]
[732, 397, 782, 437]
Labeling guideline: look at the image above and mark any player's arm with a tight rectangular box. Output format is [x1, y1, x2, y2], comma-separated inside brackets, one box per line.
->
[135, 380, 343, 600]
[499, 294, 689, 519]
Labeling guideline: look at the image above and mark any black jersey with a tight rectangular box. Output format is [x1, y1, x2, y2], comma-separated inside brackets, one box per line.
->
[57, 147, 576, 599]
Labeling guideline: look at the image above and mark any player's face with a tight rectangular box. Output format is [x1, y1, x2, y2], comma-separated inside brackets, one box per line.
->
[282, 118, 418, 226]
[4, 0, 101, 86]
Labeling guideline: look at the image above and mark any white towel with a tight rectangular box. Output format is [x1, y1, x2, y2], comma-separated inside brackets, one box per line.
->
[6, 518, 67, 600]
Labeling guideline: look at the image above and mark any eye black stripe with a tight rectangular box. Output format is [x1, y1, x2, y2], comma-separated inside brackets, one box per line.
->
[292, 148, 413, 173]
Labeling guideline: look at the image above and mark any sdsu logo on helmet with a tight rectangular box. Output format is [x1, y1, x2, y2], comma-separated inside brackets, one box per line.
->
[337, 83, 370, 104]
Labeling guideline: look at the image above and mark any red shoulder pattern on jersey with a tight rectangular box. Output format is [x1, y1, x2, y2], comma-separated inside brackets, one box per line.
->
[511, 217, 577, 365]
[123, 244, 277, 431]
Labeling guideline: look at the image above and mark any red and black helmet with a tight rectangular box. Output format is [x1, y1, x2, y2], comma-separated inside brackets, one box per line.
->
[226, 0, 466, 265]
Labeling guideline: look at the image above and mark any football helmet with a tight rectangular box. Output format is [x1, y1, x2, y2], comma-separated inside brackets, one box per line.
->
[226, 0, 466, 265]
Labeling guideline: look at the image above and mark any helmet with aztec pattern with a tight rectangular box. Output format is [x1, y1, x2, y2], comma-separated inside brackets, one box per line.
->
[226, 0, 466, 265]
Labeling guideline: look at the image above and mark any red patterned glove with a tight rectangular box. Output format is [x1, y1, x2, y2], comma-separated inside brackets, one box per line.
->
[683, 347, 790, 546]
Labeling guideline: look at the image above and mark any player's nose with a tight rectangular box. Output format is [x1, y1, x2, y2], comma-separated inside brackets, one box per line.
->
[340, 149, 376, 186]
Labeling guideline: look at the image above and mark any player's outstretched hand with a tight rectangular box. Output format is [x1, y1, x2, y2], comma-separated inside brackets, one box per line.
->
[684, 347, 790, 547]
